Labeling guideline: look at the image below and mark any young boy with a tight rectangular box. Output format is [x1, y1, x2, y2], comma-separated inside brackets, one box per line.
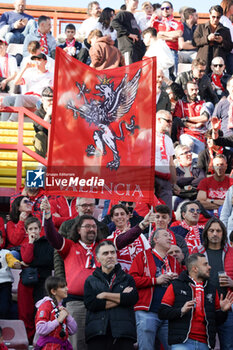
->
[59, 23, 88, 63]
[0, 230, 21, 319]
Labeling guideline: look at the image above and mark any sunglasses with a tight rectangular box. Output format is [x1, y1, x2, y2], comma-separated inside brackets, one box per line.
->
[121, 201, 134, 206]
[213, 64, 224, 68]
[161, 117, 172, 124]
[188, 208, 201, 214]
[161, 6, 171, 10]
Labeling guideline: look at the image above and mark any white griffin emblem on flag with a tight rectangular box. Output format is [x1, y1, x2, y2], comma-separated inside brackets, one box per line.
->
[66, 69, 142, 170]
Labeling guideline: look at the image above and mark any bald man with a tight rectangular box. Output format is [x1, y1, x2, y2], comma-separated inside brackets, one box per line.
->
[0, 0, 36, 44]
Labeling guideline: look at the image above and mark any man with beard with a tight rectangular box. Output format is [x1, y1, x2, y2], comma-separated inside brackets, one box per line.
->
[41, 197, 154, 350]
[173, 81, 211, 158]
[195, 217, 233, 349]
[158, 253, 233, 349]
[197, 154, 232, 211]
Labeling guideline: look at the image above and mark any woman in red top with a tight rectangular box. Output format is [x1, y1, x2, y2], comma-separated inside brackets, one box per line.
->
[6, 195, 32, 251]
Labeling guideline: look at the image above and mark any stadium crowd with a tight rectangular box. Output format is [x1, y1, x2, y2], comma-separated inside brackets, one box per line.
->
[0, 0, 233, 349]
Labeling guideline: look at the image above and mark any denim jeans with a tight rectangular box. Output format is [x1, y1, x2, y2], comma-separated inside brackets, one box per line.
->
[217, 308, 233, 350]
[135, 310, 170, 350]
[0, 19, 37, 44]
[171, 339, 209, 350]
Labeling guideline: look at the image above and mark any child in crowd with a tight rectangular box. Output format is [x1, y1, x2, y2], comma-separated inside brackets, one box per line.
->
[59, 24, 88, 63]
[18, 217, 54, 344]
[35, 276, 77, 349]
[0, 230, 21, 319]
[135, 1, 154, 31]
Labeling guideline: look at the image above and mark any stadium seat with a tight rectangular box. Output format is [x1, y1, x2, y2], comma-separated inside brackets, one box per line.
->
[0, 319, 29, 349]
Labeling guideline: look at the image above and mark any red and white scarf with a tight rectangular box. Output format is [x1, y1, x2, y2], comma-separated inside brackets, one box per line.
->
[227, 96, 233, 129]
[79, 241, 96, 269]
[211, 73, 224, 91]
[181, 220, 201, 254]
[152, 249, 171, 274]
[66, 38, 75, 47]
[160, 133, 168, 160]
[38, 30, 48, 54]
[191, 278, 205, 317]
[0, 53, 8, 77]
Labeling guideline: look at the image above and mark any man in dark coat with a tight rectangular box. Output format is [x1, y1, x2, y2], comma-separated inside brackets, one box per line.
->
[84, 240, 138, 350]
[193, 5, 233, 73]
[158, 253, 233, 349]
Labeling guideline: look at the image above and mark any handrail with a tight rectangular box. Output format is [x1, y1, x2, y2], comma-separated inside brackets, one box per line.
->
[0, 106, 50, 195]
[0, 4, 210, 37]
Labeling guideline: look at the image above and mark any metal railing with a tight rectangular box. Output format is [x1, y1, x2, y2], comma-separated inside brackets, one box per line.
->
[0, 106, 50, 196]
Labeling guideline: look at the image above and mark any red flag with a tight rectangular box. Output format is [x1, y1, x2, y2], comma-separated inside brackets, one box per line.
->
[46, 48, 156, 203]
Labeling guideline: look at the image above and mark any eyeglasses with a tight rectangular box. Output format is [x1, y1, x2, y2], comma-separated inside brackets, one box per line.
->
[78, 203, 95, 208]
[179, 150, 191, 156]
[213, 64, 224, 68]
[80, 224, 97, 229]
[121, 201, 134, 206]
[197, 69, 206, 73]
[161, 6, 171, 10]
[188, 208, 201, 214]
[211, 15, 221, 19]
[160, 117, 172, 124]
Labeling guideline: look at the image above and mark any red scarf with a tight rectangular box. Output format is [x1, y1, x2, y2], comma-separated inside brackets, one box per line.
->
[66, 38, 75, 47]
[181, 220, 201, 254]
[227, 96, 233, 129]
[0, 53, 8, 77]
[160, 133, 168, 160]
[152, 249, 171, 274]
[211, 73, 224, 91]
[208, 146, 224, 174]
[38, 30, 48, 54]
[191, 278, 205, 317]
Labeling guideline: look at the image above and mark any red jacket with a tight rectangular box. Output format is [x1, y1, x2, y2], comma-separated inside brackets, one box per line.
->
[129, 249, 183, 311]
[6, 220, 45, 248]
[49, 196, 77, 229]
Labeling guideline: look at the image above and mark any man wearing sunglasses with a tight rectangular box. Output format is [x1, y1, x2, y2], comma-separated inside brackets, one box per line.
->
[151, 1, 183, 77]
[209, 56, 231, 100]
[155, 110, 177, 214]
[193, 5, 233, 74]
[175, 58, 218, 105]
[170, 201, 203, 253]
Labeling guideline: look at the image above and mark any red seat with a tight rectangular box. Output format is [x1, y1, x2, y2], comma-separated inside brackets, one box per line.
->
[0, 320, 28, 349]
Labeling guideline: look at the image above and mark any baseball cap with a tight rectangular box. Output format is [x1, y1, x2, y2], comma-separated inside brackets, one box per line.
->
[31, 53, 47, 61]
[0, 38, 8, 45]
[41, 86, 53, 98]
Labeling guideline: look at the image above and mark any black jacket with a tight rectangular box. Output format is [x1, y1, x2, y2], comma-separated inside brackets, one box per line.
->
[158, 270, 227, 349]
[175, 70, 218, 105]
[84, 263, 138, 342]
